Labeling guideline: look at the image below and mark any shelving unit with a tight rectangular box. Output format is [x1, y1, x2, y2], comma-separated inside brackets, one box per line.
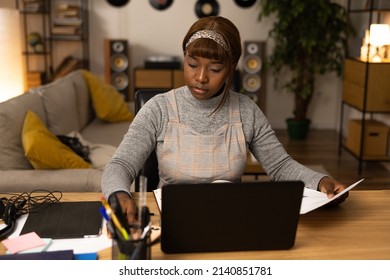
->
[50, 0, 89, 79]
[16, 0, 51, 88]
[339, 0, 390, 174]
[16, 0, 89, 89]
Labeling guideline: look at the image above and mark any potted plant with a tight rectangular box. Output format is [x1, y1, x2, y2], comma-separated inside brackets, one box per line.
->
[258, 0, 354, 140]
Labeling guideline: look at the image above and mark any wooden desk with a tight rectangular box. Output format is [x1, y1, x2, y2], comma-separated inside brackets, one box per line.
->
[2, 191, 390, 259]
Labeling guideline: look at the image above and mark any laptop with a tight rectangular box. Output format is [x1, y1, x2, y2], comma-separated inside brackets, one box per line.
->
[161, 181, 304, 254]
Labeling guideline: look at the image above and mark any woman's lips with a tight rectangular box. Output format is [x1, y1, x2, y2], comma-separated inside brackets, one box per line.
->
[192, 86, 207, 95]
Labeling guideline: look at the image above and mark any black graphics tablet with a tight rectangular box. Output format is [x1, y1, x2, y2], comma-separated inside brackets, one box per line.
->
[161, 181, 304, 254]
[20, 201, 102, 239]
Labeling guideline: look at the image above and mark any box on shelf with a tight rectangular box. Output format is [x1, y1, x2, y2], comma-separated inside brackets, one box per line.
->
[26, 71, 42, 90]
[346, 119, 389, 157]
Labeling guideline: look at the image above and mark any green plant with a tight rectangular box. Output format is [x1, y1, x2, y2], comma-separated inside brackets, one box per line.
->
[258, 0, 354, 121]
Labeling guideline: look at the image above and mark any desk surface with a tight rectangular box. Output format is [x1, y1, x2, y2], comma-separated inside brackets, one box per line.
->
[2, 190, 390, 260]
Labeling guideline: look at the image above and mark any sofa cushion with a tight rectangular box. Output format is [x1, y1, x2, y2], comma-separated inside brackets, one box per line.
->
[70, 70, 94, 129]
[0, 92, 46, 170]
[82, 70, 134, 122]
[38, 73, 81, 135]
[81, 117, 130, 147]
[22, 111, 92, 169]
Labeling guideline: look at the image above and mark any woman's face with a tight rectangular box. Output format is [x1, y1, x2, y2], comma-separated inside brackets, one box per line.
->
[183, 53, 229, 100]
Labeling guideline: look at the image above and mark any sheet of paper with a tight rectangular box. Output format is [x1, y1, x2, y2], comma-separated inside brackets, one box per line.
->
[153, 188, 162, 212]
[8, 216, 112, 255]
[155, 179, 364, 215]
[300, 178, 364, 214]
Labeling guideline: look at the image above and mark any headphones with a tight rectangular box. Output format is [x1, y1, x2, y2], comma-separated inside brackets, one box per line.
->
[0, 200, 23, 241]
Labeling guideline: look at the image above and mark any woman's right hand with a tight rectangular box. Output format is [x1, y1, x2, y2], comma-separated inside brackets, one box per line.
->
[114, 191, 138, 225]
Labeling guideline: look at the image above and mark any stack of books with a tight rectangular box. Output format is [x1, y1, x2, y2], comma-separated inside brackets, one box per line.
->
[51, 3, 82, 36]
[23, 0, 45, 12]
[53, 55, 84, 80]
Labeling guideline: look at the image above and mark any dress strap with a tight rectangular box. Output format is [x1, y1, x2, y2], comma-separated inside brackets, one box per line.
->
[165, 89, 180, 123]
[229, 92, 241, 123]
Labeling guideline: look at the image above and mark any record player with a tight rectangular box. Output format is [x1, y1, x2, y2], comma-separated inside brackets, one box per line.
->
[144, 55, 181, 69]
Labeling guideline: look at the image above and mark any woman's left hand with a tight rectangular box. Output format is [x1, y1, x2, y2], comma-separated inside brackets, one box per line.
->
[318, 176, 349, 207]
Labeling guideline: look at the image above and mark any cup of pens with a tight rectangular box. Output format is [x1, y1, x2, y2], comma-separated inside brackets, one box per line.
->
[101, 194, 152, 260]
[111, 211, 152, 260]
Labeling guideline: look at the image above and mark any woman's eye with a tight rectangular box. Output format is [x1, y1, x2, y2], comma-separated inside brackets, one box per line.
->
[188, 63, 197, 68]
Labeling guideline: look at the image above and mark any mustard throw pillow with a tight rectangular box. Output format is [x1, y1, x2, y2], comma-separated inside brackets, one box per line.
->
[82, 70, 134, 122]
[22, 111, 92, 169]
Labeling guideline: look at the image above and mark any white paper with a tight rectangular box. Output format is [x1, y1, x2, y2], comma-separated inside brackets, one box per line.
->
[154, 179, 365, 215]
[8, 215, 112, 254]
[300, 178, 364, 214]
[153, 188, 162, 212]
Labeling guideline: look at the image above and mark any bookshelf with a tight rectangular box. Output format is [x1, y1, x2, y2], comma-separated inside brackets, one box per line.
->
[16, 0, 89, 88]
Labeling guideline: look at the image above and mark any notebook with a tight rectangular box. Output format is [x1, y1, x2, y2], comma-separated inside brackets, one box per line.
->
[160, 181, 304, 254]
[20, 201, 102, 239]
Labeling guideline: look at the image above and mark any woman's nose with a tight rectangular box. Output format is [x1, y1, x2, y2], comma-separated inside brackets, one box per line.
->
[195, 68, 208, 83]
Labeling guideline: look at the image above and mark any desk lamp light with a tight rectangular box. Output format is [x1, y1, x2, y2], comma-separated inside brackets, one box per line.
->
[369, 24, 390, 62]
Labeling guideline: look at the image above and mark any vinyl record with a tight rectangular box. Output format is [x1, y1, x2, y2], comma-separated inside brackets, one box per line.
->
[234, 0, 256, 8]
[149, 0, 173, 10]
[106, 0, 130, 7]
[195, 0, 220, 18]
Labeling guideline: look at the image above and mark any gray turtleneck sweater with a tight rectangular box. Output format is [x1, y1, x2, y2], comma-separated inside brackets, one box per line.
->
[101, 86, 325, 198]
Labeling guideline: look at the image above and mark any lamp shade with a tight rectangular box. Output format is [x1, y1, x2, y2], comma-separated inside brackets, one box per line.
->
[370, 24, 390, 47]
[0, 8, 24, 103]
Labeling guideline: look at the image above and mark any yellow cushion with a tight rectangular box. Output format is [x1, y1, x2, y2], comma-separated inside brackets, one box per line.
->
[82, 70, 134, 122]
[22, 111, 92, 169]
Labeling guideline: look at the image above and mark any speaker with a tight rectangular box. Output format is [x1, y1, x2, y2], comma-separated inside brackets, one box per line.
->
[105, 39, 130, 101]
[241, 41, 266, 113]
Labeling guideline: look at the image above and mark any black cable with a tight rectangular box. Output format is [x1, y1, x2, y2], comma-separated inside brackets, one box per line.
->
[0, 190, 62, 219]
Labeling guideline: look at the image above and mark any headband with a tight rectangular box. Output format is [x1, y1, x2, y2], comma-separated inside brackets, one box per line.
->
[185, 30, 229, 53]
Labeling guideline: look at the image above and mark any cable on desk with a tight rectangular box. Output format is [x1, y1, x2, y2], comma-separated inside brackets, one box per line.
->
[0, 189, 62, 218]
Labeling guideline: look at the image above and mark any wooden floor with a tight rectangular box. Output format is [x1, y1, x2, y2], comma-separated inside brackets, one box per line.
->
[254, 129, 390, 190]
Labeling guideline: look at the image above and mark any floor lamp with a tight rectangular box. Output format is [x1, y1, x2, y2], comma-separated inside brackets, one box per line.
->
[0, 8, 25, 103]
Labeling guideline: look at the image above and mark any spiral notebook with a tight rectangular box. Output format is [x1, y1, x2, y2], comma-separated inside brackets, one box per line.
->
[20, 201, 103, 239]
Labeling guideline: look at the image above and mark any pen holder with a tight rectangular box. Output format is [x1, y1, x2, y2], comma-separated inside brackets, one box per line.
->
[111, 226, 152, 260]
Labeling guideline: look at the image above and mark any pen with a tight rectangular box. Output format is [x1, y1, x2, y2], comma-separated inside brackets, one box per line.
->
[101, 197, 130, 240]
[99, 205, 115, 237]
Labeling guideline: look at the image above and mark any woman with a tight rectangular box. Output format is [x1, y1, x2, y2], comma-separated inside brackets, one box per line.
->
[101, 16, 347, 225]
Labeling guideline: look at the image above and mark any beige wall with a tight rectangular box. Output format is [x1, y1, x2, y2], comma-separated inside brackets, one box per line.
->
[1, 0, 347, 130]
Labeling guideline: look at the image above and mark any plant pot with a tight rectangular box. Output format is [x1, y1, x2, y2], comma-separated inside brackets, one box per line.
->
[286, 118, 311, 140]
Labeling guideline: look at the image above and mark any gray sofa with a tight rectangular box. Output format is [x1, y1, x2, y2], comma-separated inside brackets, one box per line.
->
[0, 70, 133, 193]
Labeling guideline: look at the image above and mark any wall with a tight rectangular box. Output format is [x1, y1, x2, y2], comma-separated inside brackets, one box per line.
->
[1, 0, 345, 130]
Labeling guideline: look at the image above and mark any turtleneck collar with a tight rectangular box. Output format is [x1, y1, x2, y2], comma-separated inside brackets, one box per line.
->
[182, 86, 225, 109]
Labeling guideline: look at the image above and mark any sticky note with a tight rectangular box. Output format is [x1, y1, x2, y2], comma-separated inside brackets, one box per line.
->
[1, 232, 46, 254]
